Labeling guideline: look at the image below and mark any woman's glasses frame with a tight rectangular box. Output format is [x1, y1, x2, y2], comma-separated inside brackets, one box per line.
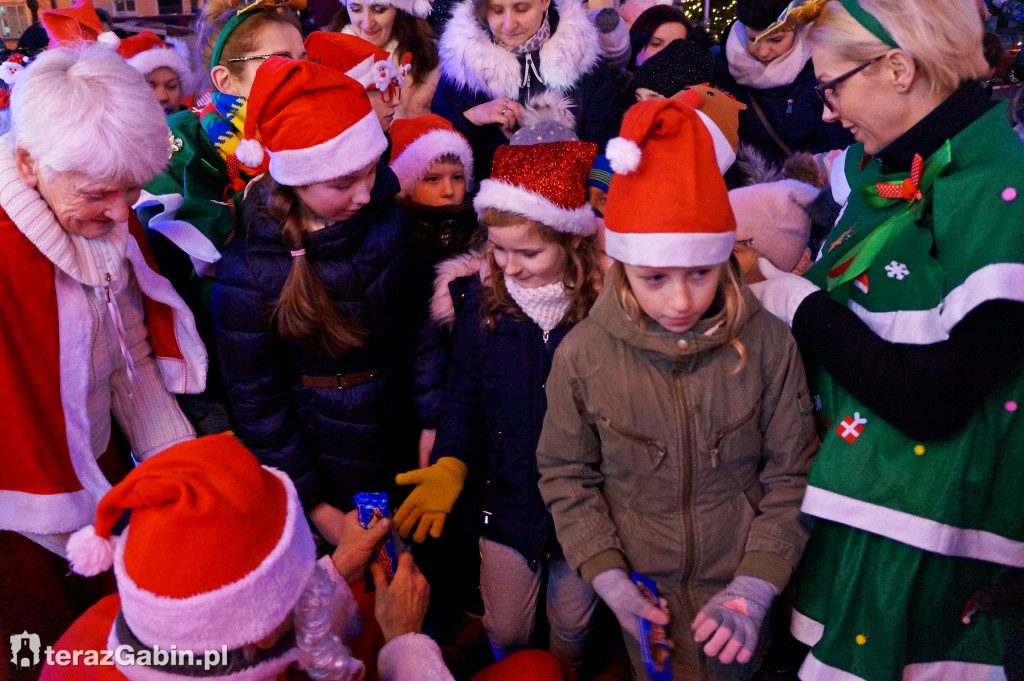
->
[814, 55, 883, 112]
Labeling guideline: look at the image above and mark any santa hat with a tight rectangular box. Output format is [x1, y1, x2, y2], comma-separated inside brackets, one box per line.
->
[474, 141, 598, 235]
[388, 114, 474, 196]
[604, 99, 735, 267]
[237, 56, 387, 185]
[65, 433, 316, 654]
[305, 32, 409, 102]
[340, 0, 432, 19]
[40, 0, 120, 49]
[117, 30, 194, 95]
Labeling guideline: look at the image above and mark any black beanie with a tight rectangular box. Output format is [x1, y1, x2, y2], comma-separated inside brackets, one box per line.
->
[630, 38, 714, 99]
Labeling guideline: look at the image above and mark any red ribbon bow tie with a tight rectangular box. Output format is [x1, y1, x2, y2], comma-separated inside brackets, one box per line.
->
[876, 153, 923, 202]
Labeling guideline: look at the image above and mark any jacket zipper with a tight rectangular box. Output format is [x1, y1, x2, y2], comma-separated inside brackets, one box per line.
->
[786, 98, 793, 115]
[707, 404, 758, 469]
[673, 369, 708, 680]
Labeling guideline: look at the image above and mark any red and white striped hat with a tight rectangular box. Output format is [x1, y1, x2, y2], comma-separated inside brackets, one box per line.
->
[474, 141, 598, 235]
[388, 114, 474, 197]
[603, 99, 735, 267]
[236, 56, 387, 185]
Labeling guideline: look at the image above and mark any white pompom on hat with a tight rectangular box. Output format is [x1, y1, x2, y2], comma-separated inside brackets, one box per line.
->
[65, 433, 317, 653]
[388, 114, 474, 197]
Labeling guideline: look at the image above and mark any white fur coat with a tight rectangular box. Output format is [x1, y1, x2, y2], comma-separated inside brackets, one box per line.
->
[438, 0, 602, 100]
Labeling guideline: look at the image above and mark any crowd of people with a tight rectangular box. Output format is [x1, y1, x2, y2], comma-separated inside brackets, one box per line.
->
[1, 0, 1022, 680]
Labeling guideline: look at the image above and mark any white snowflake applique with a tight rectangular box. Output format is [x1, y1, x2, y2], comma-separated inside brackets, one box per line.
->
[885, 261, 910, 280]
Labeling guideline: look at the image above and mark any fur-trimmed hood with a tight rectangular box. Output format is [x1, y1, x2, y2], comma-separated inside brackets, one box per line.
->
[439, 0, 602, 100]
[430, 250, 488, 327]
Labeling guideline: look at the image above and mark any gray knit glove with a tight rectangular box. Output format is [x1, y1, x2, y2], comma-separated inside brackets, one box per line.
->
[592, 568, 669, 640]
[691, 576, 778, 664]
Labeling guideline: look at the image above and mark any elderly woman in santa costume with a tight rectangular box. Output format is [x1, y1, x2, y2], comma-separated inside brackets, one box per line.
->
[0, 41, 206, 652]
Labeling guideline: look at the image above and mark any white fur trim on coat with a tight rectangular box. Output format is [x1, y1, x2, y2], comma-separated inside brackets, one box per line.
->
[127, 47, 194, 95]
[439, 0, 601, 100]
[474, 179, 596, 235]
[268, 112, 387, 186]
[114, 467, 317, 652]
[390, 129, 475, 197]
[430, 251, 487, 326]
[603, 229, 736, 268]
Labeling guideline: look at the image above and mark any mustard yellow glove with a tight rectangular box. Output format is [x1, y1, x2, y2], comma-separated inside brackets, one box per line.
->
[393, 457, 468, 543]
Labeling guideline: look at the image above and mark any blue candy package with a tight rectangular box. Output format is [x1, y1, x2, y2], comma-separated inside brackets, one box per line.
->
[632, 572, 672, 680]
[354, 492, 398, 588]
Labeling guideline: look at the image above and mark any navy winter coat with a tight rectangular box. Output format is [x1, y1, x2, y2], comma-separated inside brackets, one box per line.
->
[713, 54, 853, 169]
[211, 166, 443, 513]
[433, 276, 571, 567]
[433, 0, 618, 179]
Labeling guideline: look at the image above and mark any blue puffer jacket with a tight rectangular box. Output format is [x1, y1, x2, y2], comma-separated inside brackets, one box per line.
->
[211, 165, 443, 513]
[433, 0, 617, 179]
[432, 272, 574, 567]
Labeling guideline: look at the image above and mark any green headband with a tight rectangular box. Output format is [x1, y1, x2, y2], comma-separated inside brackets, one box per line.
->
[838, 0, 898, 49]
[210, 10, 251, 70]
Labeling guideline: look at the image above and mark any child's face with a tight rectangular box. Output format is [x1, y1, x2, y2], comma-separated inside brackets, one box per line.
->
[411, 160, 467, 206]
[368, 89, 399, 133]
[489, 222, 565, 289]
[586, 185, 607, 216]
[146, 66, 183, 115]
[743, 25, 796, 65]
[294, 160, 377, 223]
[624, 263, 721, 334]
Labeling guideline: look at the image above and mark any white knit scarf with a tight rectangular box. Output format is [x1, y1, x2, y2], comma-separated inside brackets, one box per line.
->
[504, 275, 569, 336]
[725, 21, 812, 90]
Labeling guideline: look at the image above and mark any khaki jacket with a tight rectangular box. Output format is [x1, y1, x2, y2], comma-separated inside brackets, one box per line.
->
[537, 280, 817, 679]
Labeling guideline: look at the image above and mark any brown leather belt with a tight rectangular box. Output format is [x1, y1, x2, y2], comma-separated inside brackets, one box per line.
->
[300, 369, 379, 390]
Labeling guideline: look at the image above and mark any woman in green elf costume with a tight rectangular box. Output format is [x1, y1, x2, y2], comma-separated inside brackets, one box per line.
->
[137, 0, 306, 434]
[750, 1, 1024, 679]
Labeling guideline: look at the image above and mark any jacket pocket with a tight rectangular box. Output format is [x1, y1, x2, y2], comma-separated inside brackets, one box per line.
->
[597, 416, 667, 509]
[706, 403, 763, 513]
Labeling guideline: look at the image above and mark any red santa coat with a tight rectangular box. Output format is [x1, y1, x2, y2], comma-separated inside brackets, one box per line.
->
[0, 209, 207, 537]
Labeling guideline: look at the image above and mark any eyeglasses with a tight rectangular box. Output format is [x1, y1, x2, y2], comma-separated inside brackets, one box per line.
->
[226, 52, 314, 63]
[814, 56, 883, 112]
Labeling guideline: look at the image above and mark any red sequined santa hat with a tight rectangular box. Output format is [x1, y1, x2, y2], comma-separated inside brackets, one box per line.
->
[65, 434, 317, 657]
[305, 32, 410, 103]
[235, 56, 387, 186]
[474, 141, 598, 235]
[604, 99, 735, 267]
[40, 0, 120, 49]
[389, 114, 474, 197]
[117, 30, 194, 95]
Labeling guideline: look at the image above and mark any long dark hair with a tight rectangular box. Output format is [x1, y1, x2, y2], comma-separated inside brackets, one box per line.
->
[253, 174, 368, 356]
[628, 5, 695, 69]
[328, 7, 439, 84]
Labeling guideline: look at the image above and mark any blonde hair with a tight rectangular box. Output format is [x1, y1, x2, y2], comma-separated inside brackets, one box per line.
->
[609, 258, 749, 370]
[479, 208, 602, 333]
[197, 0, 301, 90]
[808, 0, 988, 97]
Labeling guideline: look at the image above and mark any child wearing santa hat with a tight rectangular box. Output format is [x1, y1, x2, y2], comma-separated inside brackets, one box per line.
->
[47, 432, 456, 681]
[211, 57, 442, 551]
[388, 113, 478, 263]
[304, 32, 410, 135]
[534, 99, 817, 681]
[392, 139, 604, 674]
[117, 30, 194, 115]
